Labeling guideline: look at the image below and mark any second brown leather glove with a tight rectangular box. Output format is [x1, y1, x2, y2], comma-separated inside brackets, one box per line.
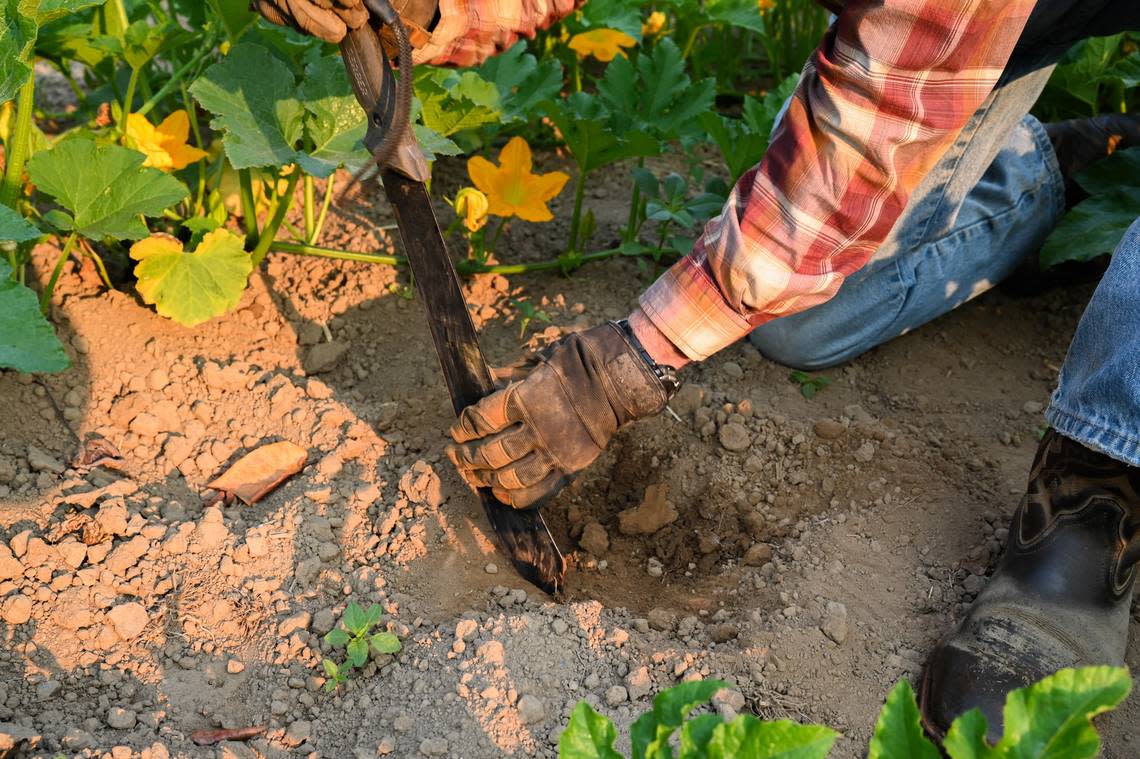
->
[447, 321, 677, 509]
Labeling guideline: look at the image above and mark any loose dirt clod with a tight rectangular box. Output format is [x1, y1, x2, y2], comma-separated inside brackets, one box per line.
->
[206, 441, 308, 505]
[618, 483, 678, 535]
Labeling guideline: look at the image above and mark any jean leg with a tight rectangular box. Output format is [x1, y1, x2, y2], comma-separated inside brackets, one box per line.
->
[1046, 219, 1140, 467]
[751, 66, 1066, 370]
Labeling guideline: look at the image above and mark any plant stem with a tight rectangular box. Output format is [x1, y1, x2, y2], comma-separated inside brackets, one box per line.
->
[250, 170, 301, 267]
[273, 241, 405, 267]
[80, 238, 114, 290]
[311, 175, 336, 244]
[0, 72, 36, 210]
[40, 232, 78, 314]
[680, 25, 705, 60]
[303, 174, 315, 241]
[238, 169, 259, 248]
[180, 83, 208, 216]
[136, 43, 216, 119]
[121, 66, 141, 122]
[567, 167, 588, 254]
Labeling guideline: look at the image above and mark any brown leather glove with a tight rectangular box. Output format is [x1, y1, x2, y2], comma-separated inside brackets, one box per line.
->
[447, 322, 677, 509]
[251, 0, 437, 45]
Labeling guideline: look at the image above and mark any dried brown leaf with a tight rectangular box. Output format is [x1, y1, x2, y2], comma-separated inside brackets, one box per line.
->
[206, 441, 307, 505]
[190, 725, 267, 746]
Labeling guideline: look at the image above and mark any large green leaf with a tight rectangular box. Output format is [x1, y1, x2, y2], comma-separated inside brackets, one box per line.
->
[296, 55, 369, 178]
[415, 67, 501, 138]
[630, 679, 725, 759]
[996, 666, 1130, 759]
[0, 259, 69, 372]
[867, 681, 940, 759]
[190, 42, 306, 170]
[34, 0, 105, 23]
[131, 228, 251, 326]
[0, 0, 37, 104]
[943, 710, 999, 759]
[706, 716, 837, 759]
[1041, 148, 1140, 268]
[559, 702, 623, 759]
[27, 139, 188, 240]
[474, 41, 563, 124]
[542, 93, 660, 175]
[0, 203, 39, 242]
[597, 37, 715, 140]
[579, 0, 642, 40]
[700, 73, 797, 183]
[705, 0, 766, 34]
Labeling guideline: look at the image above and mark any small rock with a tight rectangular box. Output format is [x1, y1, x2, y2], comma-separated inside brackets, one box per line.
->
[419, 737, 449, 756]
[647, 608, 674, 632]
[551, 618, 569, 635]
[278, 611, 311, 637]
[1022, 400, 1045, 416]
[226, 659, 246, 674]
[626, 667, 652, 700]
[669, 384, 705, 416]
[963, 574, 987, 595]
[618, 484, 678, 535]
[61, 727, 95, 750]
[146, 368, 170, 391]
[605, 685, 628, 706]
[378, 736, 396, 755]
[743, 543, 773, 567]
[1, 594, 32, 625]
[0, 545, 23, 582]
[710, 623, 738, 643]
[0, 723, 40, 753]
[26, 445, 64, 474]
[484, 563, 498, 574]
[303, 342, 349, 374]
[35, 680, 61, 701]
[107, 602, 149, 640]
[721, 361, 744, 379]
[821, 601, 848, 645]
[218, 741, 257, 759]
[106, 707, 137, 730]
[718, 423, 752, 452]
[812, 419, 846, 439]
[517, 694, 545, 724]
[284, 720, 312, 746]
[579, 522, 609, 556]
[312, 609, 336, 635]
[455, 618, 479, 642]
[853, 442, 875, 463]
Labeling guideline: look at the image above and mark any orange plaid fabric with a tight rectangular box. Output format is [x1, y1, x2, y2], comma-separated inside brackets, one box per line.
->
[639, 0, 1037, 361]
[417, 0, 584, 66]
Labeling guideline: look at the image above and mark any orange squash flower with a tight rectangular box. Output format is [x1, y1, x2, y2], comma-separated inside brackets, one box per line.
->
[124, 110, 208, 171]
[568, 28, 637, 62]
[467, 137, 569, 222]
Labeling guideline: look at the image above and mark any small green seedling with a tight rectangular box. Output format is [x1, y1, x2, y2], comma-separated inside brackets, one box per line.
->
[321, 602, 401, 692]
[510, 298, 552, 338]
[790, 370, 833, 399]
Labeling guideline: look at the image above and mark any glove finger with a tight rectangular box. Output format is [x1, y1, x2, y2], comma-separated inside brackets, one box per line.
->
[446, 424, 535, 472]
[460, 450, 552, 490]
[493, 470, 569, 510]
[254, 1, 293, 28]
[283, 0, 348, 42]
[449, 388, 518, 443]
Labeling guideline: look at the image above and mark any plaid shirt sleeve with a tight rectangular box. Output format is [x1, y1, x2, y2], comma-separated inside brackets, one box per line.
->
[639, 0, 1037, 362]
[415, 0, 584, 66]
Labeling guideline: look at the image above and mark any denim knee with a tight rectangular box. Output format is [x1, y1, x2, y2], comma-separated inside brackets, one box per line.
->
[749, 314, 870, 371]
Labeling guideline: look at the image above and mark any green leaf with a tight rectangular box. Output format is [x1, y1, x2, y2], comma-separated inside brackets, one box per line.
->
[346, 637, 369, 668]
[1073, 146, 1140, 196]
[296, 55, 370, 178]
[322, 659, 339, 678]
[867, 681, 940, 759]
[705, 0, 766, 35]
[995, 666, 1130, 759]
[27, 140, 188, 241]
[370, 631, 401, 654]
[130, 228, 252, 326]
[598, 38, 715, 141]
[415, 68, 501, 139]
[475, 41, 564, 124]
[342, 602, 367, 635]
[362, 603, 383, 628]
[0, 203, 39, 242]
[324, 628, 350, 648]
[1102, 52, 1140, 88]
[579, 0, 642, 40]
[631, 679, 726, 759]
[0, 259, 70, 373]
[205, 0, 256, 42]
[0, 0, 37, 104]
[413, 123, 462, 160]
[678, 713, 723, 757]
[34, 0, 104, 23]
[542, 94, 660, 176]
[190, 42, 306, 170]
[559, 702, 623, 759]
[943, 709, 998, 759]
[706, 716, 837, 759]
[1040, 190, 1140, 267]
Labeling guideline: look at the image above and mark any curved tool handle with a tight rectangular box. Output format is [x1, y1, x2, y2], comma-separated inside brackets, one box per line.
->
[340, 25, 429, 182]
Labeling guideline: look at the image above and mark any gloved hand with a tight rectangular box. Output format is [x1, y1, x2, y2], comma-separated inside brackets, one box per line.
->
[447, 321, 678, 509]
[250, 0, 437, 45]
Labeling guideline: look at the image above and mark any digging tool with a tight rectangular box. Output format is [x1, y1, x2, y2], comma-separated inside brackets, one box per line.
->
[336, 2, 567, 595]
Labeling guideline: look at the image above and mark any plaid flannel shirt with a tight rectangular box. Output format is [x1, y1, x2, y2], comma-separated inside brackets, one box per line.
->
[431, 0, 1037, 361]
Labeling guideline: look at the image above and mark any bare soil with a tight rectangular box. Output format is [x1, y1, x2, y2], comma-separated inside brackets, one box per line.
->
[1, 155, 1136, 759]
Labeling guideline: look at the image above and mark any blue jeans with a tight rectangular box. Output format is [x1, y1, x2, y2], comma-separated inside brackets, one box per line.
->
[750, 55, 1140, 467]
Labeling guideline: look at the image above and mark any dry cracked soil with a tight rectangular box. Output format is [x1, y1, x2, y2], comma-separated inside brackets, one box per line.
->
[1, 155, 1138, 759]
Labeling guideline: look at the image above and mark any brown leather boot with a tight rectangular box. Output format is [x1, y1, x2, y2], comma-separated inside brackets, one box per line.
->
[919, 430, 1140, 743]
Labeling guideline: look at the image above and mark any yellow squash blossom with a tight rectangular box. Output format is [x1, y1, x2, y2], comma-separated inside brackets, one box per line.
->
[757, 0, 775, 12]
[643, 11, 666, 37]
[568, 29, 637, 62]
[467, 137, 569, 223]
[454, 187, 490, 232]
[124, 110, 208, 171]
